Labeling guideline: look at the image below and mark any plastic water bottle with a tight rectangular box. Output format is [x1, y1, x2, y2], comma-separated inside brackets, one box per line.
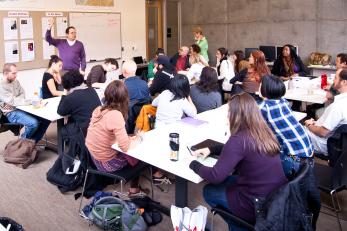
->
[31, 91, 41, 108]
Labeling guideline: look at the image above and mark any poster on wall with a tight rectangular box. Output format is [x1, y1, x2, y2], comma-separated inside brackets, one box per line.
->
[41, 17, 55, 38]
[19, 18, 34, 39]
[42, 39, 55, 60]
[0, 0, 44, 8]
[21, 40, 35, 62]
[3, 18, 18, 40]
[56, 17, 68, 37]
[4, 41, 19, 63]
[74, 0, 114, 7]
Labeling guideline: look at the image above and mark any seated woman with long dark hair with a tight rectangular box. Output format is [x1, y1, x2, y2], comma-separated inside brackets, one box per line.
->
[42, 55, 64, 99]
[190, 66, 222, 113]
[272, 44, 308, 81]
[152, 74, 197, 128]
[86, 80, 144, 194]
[189, 93, 287, 230]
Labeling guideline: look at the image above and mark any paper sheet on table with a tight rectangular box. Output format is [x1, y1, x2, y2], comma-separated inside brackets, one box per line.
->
[180, 117, 208, 126]
[3, 18, 18, 40]
[197, 157, 217, 167]
[19, 18, 33, 39]
[4, 41, 19, 63]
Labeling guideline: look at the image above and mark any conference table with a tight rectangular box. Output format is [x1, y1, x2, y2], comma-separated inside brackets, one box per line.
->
[17, 97, 65, 155]
[284, 76, 327, 104]
[112, 104, 306, 207]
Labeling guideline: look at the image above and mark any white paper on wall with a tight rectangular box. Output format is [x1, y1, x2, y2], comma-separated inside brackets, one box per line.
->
[42, 39, 55, 60]
[4, 41, 19, 63]
[56, 17, 68, 37]
[3, 18, 18, 40]
[19, 17, 33, 39]
[41, 17, 55, 38]
[21, 40, 35, 62]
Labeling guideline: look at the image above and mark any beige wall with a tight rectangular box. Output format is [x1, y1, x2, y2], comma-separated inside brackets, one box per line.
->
[0, 0, 146, 97]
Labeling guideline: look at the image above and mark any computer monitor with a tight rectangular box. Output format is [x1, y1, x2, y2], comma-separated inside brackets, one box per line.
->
[133, 56, 144, 64]
[245, 48, 258, 59]
[259, 46, 276, 62]
[276, 45, 299, 58]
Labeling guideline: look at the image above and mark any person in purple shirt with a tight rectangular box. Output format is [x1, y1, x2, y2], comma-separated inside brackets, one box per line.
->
[189, 93, 287, 230]
[45, 18, 86, 74]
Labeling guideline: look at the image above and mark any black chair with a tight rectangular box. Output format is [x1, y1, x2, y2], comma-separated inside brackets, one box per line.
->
[78, 158, 154, 212]
[211, 205, 254, 230]
[126, 98, 151, 134]
[0, 110, 23, 137]
[211, 164, 318, 231]
[314, 126, 347, 231]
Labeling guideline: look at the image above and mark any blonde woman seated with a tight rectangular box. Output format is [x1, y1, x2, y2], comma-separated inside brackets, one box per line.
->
[86, 80, 144, 195]
[152, 74, 197, 128]
[42, 55, 64, 99]
[179, 54, 206, 84]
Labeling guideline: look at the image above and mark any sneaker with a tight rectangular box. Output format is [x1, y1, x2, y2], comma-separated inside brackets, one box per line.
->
[153, 176, 173, 185]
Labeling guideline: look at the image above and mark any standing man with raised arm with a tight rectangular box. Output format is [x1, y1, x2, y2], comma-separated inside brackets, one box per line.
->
[45, 18, 86, 75]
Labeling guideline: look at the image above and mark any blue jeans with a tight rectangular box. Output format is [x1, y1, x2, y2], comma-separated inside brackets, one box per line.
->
[203, 176, 249, 231]
[6, 110, 50, 143]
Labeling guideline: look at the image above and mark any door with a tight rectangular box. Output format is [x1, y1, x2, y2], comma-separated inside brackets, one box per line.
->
[146, 0, 163, 61]
[165, 0, 180, 57]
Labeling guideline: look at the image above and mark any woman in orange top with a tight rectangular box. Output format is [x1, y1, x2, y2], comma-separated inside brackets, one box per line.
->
[230, 50, 270, 97]
[86, 80, 143, 194]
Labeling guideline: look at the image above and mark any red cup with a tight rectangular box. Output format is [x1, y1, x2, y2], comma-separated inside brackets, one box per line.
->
[321, 74, 327, 89]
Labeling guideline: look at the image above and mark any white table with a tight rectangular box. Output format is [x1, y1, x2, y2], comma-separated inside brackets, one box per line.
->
[17, 97, 64, 155]
[293, 111, 307, 121]
[112, 105, 229, 207]
[284, 77, 327, 104]
[112, 104, 306, 207]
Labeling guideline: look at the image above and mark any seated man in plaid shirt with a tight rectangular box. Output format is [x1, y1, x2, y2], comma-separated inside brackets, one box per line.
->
[258, 75, 313, 179]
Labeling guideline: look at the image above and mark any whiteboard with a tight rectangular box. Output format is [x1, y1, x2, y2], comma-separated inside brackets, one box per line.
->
[69, 12, 122, 62]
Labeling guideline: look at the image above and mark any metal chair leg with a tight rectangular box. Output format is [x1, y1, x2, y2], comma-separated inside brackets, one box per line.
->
[211, 211, 215, 231]
[330, 191, 342, 231]
[149, 167, 154, 199]
[78, 169, 90, 213]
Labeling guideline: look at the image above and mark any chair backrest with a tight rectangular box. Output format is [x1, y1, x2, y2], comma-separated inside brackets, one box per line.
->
[126, 98, 151, 134]
[331, 129, 347, 189]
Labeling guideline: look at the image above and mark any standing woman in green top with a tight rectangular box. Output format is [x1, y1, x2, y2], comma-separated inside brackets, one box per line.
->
[193, 26, 209, 64]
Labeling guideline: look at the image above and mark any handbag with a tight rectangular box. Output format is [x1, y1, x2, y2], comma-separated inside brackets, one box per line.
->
[2, 138, 37, 169]
[170, 205, 207, 231]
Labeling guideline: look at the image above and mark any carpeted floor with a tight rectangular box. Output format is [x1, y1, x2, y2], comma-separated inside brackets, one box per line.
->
[0, 123, 346, 231]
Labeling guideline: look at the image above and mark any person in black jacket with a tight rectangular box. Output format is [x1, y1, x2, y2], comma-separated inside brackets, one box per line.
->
[57, 70, 101, 135]
[272, 44, 308, 81]
[149, 55, 176, 97]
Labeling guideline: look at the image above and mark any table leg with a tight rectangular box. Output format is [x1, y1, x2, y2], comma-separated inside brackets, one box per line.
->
[57, 118, 64, 156]
[175, 176, 188, 207]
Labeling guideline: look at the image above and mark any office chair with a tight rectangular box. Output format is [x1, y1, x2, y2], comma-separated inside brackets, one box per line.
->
[314, 125, 347, 231]
[0, 110, 23, 137]
[211, 164, 318, 231]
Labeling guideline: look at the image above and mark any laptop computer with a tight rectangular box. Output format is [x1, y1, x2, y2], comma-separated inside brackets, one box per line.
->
[133, 56, 144, 64]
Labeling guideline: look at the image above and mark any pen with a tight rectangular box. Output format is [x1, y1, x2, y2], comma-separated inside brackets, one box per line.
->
[187, 146, 193, 156]
[43, 101, 48, 107]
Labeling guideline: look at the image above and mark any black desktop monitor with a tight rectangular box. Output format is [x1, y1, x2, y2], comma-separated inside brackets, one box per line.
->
[245, 48, 258, 59]
[133, 56, 144, 64]
[259, 46, 276, 62]
[276, 46, 298, 58]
